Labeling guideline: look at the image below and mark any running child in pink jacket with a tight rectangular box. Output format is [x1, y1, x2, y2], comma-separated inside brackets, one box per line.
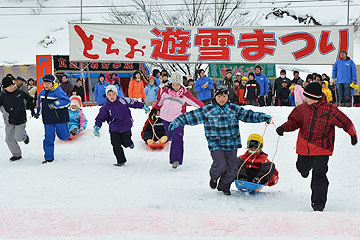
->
[153, 71, 205, 168]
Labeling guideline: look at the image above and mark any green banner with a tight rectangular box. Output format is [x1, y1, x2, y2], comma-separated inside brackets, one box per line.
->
[208, 63, 276, 79]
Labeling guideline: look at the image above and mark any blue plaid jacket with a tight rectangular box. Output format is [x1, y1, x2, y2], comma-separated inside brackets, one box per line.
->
[172, 103, 268, 152]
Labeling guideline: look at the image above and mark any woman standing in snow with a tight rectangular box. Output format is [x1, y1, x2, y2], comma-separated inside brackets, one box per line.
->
[153, 71, 205, 169]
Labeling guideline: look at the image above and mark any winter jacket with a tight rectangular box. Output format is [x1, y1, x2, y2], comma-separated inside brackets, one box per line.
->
[68, 109, 88, 130]
[141, 117, 167, 142]
[321, 81, 333, 102]
[94, 81, 110, 105]
[222, 77, 235, 102]
[128, 79, 146, 100]
[292, 78, 304, 86]
[155, 76, 161, 87]
[27, 85, 37, 99]
[332, 57, 357, 84]
[281, 97, 356, 156]
[61, 81, 74, 97]
[294, 84, 305, 104]
[244, 80, 260, 101]
[235, 85, 246, 105]
[0, 89, 35, 125]
[72, 85, 85, 101]
[274, 77, 291, 96]
[279, 87, 290, 105]
[194, 76, 214, 101]
[17, 82, 30, 96]
[239, 151, 279, 186]
[254, 73, 269, 97]
[187, 86, 198, 99]
[153, 86, 205, 122]
[289, 92, 295, 106]
[171, 102, 269, 152]
[95, 97, 144, 133]
[37, 83, 70, 125]
[144, 83, 159, 102]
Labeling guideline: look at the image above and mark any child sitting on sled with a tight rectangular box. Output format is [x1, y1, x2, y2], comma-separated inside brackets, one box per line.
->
[169, 85, 272, 195]
[237, 133, 279, 186]
[68, 95, 88, 136]
[141, 108, 168, 145]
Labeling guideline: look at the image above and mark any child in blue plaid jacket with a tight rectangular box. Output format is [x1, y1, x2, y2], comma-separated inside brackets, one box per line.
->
[169, 85, 272, 195]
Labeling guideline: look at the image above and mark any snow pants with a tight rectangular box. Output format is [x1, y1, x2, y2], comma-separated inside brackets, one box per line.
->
[296, 155, 329, 209]
[5, 122, 27, 157]
[163, 120, 184, 165]
[43, 123, 70, 161]
[210, 149, 238, 192]
[237, 158, 276, 184]
[110, 131, 133, 164]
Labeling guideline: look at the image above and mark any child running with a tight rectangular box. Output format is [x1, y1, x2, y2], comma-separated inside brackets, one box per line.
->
[68, 95, 88, 136]
[169, 85, 272, 195]
[94, 85, 150, 167]
[276, 82, 357, 211]
[153, 71, 205, 169]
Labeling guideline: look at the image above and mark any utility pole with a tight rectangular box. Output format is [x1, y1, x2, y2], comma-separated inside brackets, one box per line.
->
[80, 0, 83, 23]
[347, 0, 350, 25]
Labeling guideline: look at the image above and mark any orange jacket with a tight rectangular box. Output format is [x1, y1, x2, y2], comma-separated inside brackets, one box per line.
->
[128, 79, 146, 99]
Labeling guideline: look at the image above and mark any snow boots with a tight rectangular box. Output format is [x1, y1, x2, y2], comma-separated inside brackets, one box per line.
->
[172, 161, 179, 169]
[209, 179, 217, 189]
[10, 156, 22, 161]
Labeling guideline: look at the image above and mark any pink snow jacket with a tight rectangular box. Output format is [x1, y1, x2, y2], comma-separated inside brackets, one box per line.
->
[153, 86, 205, 122]
[294, 85, 305, 104]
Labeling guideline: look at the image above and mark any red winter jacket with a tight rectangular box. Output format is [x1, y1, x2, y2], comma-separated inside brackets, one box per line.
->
[239, 151, 279, 186]
[281, 98, 356, 156]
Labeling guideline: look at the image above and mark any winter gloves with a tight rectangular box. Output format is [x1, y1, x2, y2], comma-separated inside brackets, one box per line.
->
[351, 135, 358, 145]
[276, 126, 285, 136]
[263, 114, 272, 124]
[93, 126, 100, 137]
[143, 105, 150, 114]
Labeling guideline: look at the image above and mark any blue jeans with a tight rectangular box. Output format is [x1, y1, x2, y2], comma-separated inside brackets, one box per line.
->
[43, 123, 70, 161]
[337, 83, 351, 104]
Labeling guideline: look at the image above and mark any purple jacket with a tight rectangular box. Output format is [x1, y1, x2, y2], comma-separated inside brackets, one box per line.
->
[61, 82, 74, 97]
[95, 97, 144, 133]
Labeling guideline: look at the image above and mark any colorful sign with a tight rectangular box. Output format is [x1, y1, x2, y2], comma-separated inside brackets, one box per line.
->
[208, 63, 276, 79]
[36, 55, 53, 97]
[69, 24, 354, 64]
[53, 55, 140, 72]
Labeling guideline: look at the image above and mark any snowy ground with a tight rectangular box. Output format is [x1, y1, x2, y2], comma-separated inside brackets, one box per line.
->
[0, 106, 360, 239]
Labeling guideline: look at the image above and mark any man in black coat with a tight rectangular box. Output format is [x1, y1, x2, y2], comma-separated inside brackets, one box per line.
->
[0, 76, 35, 161]
[72, 78, 85, 101]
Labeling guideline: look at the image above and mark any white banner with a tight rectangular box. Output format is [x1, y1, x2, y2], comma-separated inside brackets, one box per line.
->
[69, 23, 354, 64]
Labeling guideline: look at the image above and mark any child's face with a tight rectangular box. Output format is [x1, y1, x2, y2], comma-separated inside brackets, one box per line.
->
[43, 82, 53, 90]
[72, 91, 77, 96]
[215, 93, 228, 106]
[162, 76, 168, 82]
[188, 81, 194, 86]
[234, 82, 240, 87]
[305, 97, 319, 105]
[135, 73, 140, 79]
[172, 83, 181, 92]
[99, 77, 104, 83]
[149, 78, 155, 84]
[281, 82, 287, 88]
[107, 91, 117, 102]
[241, 80, 247, 85]
[248, 75, 254, 80]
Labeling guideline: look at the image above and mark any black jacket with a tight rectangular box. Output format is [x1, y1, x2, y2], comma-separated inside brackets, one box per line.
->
[222, 77, 235, 102]
[279, 87, 290, 106]
[72, 85, 85, 101]
[0, 89, 35, 125]
[245, 80, 260, 101]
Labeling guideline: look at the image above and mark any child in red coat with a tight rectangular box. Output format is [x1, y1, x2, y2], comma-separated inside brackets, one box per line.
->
[237, 133, 279, 186]
[276, 82, 357, 211]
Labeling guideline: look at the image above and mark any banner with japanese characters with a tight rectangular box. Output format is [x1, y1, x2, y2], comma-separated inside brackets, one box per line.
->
[69, 23, 354, 64]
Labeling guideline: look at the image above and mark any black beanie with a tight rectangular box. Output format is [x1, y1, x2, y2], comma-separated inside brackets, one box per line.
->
[2, 76, 15, 89]
[303, 82, 322, 100]
[248, 72, 255, 79]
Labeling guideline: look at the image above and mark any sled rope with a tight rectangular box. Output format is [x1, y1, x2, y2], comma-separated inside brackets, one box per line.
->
[237, 119, 280, 185]
[148, 118, 161, 142]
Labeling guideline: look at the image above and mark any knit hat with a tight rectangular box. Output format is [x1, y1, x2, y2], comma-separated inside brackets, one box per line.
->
[16, 76, 25, 81]
[106, 85, 118, 95]
[70, 95, 82, 110]
[248, 72, 255, 79]
[303, 82, 322, 100]
[214, 85, 229, 96]
[98, 73, 105, 80]
[170, 71, 183, 86]
[226, 69, 232, 74]
[1, 76, 15, 88]
[241, 76, 248, 81]
[42, 74, 56, 83]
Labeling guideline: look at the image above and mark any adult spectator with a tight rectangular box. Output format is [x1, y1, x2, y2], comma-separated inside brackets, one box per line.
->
[254, 66, 269, 107]
[15, 76, 30, 95]
[195, 69, 213, 105]
[273, 69, 291, 106]
[332, 50, 357, 107]
[27, 78, 37, 106]
[187, 78, 198, 99]
[292, 71, 304, 86]
[72, 79, 85, 101]
[60, 75, 73, 97]
[222, 69, 235, 102]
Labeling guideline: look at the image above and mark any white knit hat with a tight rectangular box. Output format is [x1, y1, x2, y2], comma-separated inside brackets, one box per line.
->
[170, 71, 184, 86]
[106, 85, 118, 95]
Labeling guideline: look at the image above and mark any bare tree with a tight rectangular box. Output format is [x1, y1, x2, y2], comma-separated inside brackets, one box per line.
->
[105, 0, 248, 78]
